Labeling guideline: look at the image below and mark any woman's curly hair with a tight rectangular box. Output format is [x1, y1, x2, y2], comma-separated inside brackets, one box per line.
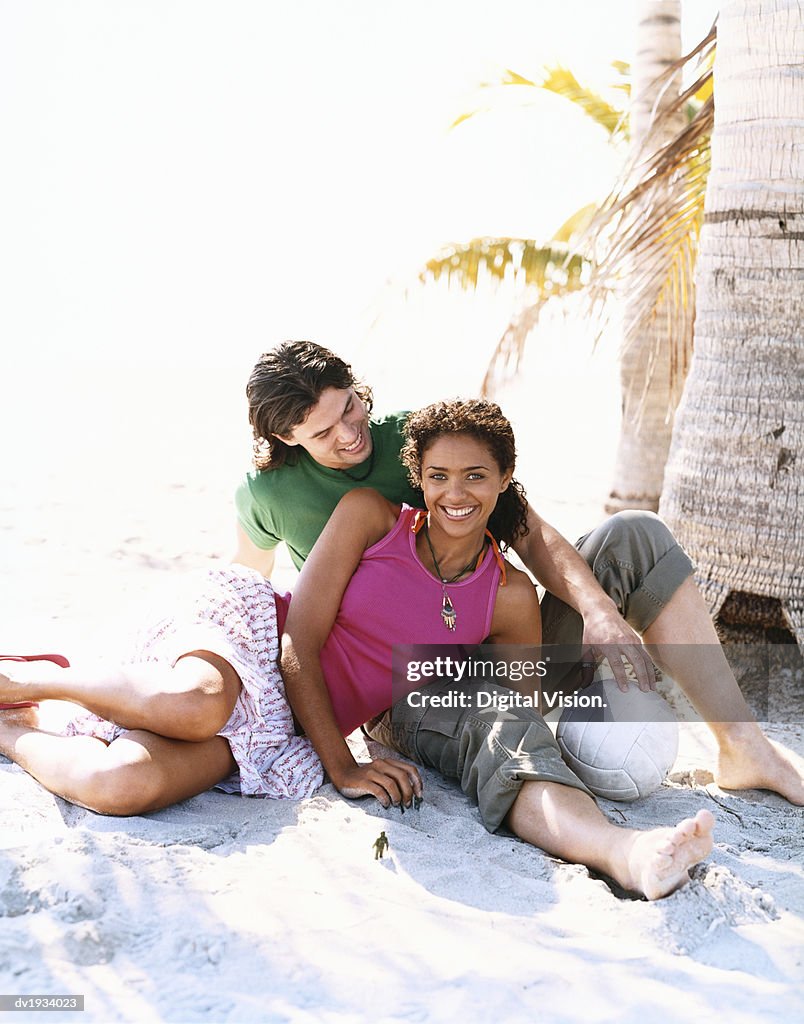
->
[401, 399, 529, 550]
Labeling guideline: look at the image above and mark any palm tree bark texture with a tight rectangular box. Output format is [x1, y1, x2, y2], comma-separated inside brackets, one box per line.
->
[659, 0, 804, 645]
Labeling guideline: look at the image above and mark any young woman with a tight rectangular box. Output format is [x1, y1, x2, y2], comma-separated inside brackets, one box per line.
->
[0, 399, 713, 900]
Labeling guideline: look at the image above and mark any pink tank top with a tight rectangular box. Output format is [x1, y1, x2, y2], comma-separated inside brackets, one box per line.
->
[316, 504, 503, 735]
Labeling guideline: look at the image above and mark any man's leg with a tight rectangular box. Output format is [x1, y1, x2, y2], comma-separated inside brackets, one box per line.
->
[0, 706, 236, 814]
[644, 578, 804, 805]
[540, 509, 695, 656]
[541, 509, 804, 804]
[0, 653, 241, 743]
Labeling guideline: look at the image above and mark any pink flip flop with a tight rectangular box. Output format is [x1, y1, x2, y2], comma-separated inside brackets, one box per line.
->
[0, 654, 70, 709]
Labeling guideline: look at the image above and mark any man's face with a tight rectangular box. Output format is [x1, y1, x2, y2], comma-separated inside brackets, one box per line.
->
[277, 386, 372, 470]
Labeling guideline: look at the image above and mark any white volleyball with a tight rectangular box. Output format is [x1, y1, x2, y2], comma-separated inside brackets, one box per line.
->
[556, 675, 679, 802]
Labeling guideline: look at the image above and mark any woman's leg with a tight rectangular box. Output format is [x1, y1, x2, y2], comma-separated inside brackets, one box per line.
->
[0, 706, 237, 815]
[0, 652, 241, 742]
[507, 780, 714, 901]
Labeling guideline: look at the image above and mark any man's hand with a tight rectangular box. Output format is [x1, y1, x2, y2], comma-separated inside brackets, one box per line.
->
[514, 508, 657, 693]
[332, 758, 423, 809]
[580, 602, 658, 693]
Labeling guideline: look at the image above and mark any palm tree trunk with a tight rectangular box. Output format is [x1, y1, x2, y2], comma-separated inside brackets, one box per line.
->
[659, 0, 804, 644]
[606, 0, 685, 513]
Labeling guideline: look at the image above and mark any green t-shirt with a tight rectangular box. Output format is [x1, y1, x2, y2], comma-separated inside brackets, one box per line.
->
[235, 411, 423, 570]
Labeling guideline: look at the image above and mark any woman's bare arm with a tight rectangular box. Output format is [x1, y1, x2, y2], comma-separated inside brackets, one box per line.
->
[487, 564, 542, 646]
[280, 489, 422, 807]
[482, 563, 544, 703]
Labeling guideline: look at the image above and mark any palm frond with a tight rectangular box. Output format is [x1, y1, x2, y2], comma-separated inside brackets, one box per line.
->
[480, 299, 551, 398]
[476, 23, 716, 401]
[496, 69, 538, 87]
[432, 24, 717, 404]
[420, 238, 588, 294]
[611, 60, 631, 100]
[539, 66, 628, 140]
[420, 235, 591, 395]
[576, 24, 716, 398]
[450, 107, 492, 129]
[551, 203, 598, 245]
[451, 64, 628, 139]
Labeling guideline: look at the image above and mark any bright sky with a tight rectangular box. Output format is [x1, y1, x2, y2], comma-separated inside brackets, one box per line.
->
[0, 0, 719, 381]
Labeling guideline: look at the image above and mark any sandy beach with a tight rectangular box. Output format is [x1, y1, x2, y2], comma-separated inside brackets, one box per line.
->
[2, 356, 803, 1024]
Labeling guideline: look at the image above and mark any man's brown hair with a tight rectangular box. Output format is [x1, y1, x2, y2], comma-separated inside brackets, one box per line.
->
[247, 341, 373, 470]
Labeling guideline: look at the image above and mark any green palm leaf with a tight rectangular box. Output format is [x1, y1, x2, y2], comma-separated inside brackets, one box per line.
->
[539, 66, 628, 140]
[420, 238, 588, 294]
[551, 203, 598, 244]
[422, 23, 716, 401]
[485, 24, 716, 399]
[451, 64, 628, 140]
[480, 299, 551, 398]
[580, 28, 716, 395]
[419, 234, 591, 397]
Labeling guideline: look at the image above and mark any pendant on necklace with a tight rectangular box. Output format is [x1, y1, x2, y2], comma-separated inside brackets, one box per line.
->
[440, 587, 457, 631]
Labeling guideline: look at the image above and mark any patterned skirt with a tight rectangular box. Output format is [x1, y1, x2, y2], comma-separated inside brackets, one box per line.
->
[66, 565, 324, 799]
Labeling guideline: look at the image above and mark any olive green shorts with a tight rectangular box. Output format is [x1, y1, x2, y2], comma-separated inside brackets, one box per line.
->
[539, 509, 695, 654]
[366, 511, 694, 832]
[365, 680, 593, 833]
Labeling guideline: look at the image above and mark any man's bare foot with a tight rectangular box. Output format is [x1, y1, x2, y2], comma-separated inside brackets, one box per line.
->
[619, 809, 715, 900]
[717, 725, 804, 806]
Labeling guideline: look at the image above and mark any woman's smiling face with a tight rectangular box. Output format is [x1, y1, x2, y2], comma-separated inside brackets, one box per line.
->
[421, 433, 512, 536]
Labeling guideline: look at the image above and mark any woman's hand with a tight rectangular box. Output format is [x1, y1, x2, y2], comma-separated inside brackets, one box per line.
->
[332, 757, 423, 809]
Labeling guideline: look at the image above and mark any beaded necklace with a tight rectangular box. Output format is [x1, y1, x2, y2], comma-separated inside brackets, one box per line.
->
[422, 523, 487, 631]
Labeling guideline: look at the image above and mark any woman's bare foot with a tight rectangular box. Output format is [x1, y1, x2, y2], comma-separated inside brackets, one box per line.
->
[716, 725, 804, 805]
[0, 702, 41, 733]
[0, 660, 47, 706]
[618, 809, 715, 900]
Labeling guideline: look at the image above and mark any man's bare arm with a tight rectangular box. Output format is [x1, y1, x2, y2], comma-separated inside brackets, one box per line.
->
[512, 507, 611, 617]
[512, 505, 656, 691]
[232, 523, 276, 578]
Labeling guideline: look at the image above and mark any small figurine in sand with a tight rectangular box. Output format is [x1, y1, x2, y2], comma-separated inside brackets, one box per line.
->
[373, 831, 389, 860]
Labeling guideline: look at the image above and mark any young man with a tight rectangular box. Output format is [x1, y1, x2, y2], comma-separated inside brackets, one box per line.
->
[234, 341, 803, 809]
